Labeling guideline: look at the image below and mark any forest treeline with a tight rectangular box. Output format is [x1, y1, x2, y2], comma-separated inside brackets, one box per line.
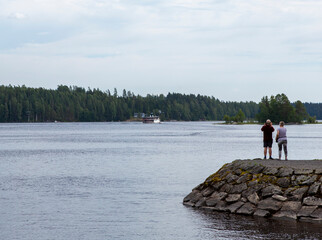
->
[0, 85, 321, 122]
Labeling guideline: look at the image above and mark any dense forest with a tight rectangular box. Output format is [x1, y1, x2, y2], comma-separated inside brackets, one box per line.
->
[0, 85, 321, 122]
[0, 85, 259, 122]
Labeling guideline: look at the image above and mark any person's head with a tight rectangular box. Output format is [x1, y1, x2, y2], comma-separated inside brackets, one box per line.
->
[266, 119, 271, 125]
[279, 121, 285, 127]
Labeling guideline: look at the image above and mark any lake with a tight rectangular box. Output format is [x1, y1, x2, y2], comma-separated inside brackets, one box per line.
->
[0, 122, 321, 240]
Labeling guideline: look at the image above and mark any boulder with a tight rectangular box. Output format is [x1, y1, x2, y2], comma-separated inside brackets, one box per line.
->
[303, 196, 322, 206]
[261, 185, 283, 197]
[272, 194, 287, 202]
[201, 186, 215, 197]
[230, 183, 247, 194]
[294, 169, 313, 175]
[183, 190, 202, 203]
[225, 194, 241, 203]
[310, 208, 322, 219]
[247, 192, 260, 205]
[308, 182, 321, 195]
[236, 202, 256, 215]
[258, 198, 283, 212]
[227, 201, 244, 213]
[254, 209, 270, 217]
[277, 177, 290, 188]
[277, 167, 294, 177]
[297, 206, 318, 217]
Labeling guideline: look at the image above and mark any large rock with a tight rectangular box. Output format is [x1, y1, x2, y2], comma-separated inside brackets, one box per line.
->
[277, 167, 294, 177]
[303, 196, 322, 206]
[277, 177, 290, 188]
[227, 201, 244, 213]
[261, 185, 282, 197]
[183, 190, 202, 204]
[258, 198, 283, 212]
[308, 182, 321, 195]
[237, 202, 256, 215]
[247, 192, 260, 205]
[225, 194, 241, 203]
[230, 183, 248, 194]
[297, 206, 318, 217]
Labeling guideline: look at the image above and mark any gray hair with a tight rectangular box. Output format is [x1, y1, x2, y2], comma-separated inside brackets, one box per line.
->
[279, 121, 285, 126]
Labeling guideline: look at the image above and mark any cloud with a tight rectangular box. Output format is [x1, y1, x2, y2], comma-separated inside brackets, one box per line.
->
[0, 0, 322, 101]
[8, 12, 26, 19]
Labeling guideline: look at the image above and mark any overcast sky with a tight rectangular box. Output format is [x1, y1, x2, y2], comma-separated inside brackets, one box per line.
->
[1, 0, 322, 102]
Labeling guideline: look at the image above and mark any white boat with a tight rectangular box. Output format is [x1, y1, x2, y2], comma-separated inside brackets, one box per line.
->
[142, 116, 161, 123]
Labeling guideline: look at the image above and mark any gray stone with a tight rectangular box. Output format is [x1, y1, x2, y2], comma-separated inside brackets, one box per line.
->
[261, 185, 283, 197]
[272, 194, 287, 202]
[293, 175, 317, 185]
[303, 196, 322, 206]
[297, 206, 318, 217]
[183, 201, 195, 207]
[281, 201, 302, 212]
[277, 167, 294, 177]
[201, 186, 215, 197]
[226, 194, 241, 203]
[273, 211, 297, 220]
[220, 183, 233, 193]
[315, 169, 322, 174]
[230, 183, 248, 194]
[308, 182, 321, 195]
[251, 165, 265, 174]
[234, 169, 242, 176]
[226, 173, 239, 183]
[214, 200, 229, 212]
[310, 208, 322, 219]
[285, 186, 308, 201]
[210, 191, 228, 200]
[183, 190, 202, 203]
[200, 206, 216, 212]
[254, 209, 271, 217]
[247, 192, 260, 205]
[236, 173, 251, 184]
[294, 169, 313, 175]
[227, 201, 244, 213]
[206, 192, 228, 207]
[241, 197, 248, 202]
[236, 202, 256, 215]
[302, 175, 318, 185]
[195, 198, 207, 208]
[277, 177, 291, 188]
[242, 188, 257, 199]
[263, 166, 279, 175]
[206, 198, 220, 207]
[212, 181, 225, 190]
[247, 181, 265, 191]
[258, 198, 283, 212]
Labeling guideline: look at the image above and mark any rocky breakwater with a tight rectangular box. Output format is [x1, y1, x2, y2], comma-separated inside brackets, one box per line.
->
[183, 159, 322, 222]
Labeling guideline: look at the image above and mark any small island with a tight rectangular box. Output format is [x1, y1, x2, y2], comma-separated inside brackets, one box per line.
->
[183, 159, 322, 222]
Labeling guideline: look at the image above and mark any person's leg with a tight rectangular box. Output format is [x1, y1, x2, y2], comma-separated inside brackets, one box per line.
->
[283, 141, 288, 160]
[264, 147, 267, 159]
[269, 147, 272, 159]
[278, 141, 282, 160]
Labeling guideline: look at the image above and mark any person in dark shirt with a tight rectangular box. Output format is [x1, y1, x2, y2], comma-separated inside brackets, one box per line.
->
[261, 119, 275, 159]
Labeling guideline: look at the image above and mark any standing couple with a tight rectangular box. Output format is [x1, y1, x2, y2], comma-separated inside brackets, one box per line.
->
[261, 119, 288, 160]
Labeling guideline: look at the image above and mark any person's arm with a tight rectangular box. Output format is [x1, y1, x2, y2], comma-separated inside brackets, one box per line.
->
[275, 130, 279, 142]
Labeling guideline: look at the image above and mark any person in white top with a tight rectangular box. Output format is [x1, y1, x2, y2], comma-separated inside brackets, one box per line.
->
[275, 121, 287, 160]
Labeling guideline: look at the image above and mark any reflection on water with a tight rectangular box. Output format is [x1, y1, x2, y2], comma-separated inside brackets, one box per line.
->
[190, 209, 322, 240]
[0, 122, 322, 240]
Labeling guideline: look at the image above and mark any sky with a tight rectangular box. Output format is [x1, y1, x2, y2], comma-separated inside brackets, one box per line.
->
[1, 0, 322, 102]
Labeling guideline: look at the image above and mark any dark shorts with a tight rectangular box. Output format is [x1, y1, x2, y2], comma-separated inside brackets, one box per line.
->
[263, 140, 273, 148]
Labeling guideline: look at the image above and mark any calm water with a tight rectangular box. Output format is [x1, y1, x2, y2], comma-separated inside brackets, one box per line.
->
[0, 122, 321, 240]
